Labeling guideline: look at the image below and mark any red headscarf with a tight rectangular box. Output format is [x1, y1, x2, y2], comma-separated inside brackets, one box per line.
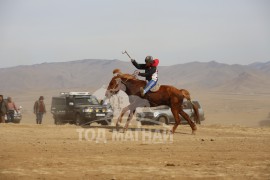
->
[151, 59, 159, 67]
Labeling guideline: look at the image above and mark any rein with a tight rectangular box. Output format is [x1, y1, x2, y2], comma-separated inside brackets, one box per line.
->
[109, 77, 129, 95]
[120, 78, 129, 86]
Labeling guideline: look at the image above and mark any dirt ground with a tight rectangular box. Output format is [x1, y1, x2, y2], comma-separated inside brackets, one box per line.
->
[1, 90, 270, 179]
[0, 123, 270, 180]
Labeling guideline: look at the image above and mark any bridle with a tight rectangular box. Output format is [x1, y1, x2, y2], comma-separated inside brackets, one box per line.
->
[108, 77, 129, 96]
[107, 71, 139, 97]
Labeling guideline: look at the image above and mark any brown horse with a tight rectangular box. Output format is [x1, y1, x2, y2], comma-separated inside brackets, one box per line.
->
[105, 69, 199, 134]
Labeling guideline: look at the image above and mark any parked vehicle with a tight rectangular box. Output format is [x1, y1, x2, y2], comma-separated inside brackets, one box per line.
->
[136, 100, 205, 125]
[51, 92, 113, 125]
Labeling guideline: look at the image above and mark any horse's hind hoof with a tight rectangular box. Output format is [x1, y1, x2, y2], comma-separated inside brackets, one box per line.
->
[192, 130, 197, 135]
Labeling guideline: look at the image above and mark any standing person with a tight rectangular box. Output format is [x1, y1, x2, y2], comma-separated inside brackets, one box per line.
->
[0, 95, 7, 123]
[6, 97, 18, 123]
[34, 96, 46, 124]
[131, 56, 159, 96]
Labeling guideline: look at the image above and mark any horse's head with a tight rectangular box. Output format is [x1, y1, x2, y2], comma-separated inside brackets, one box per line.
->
[105, 69, 131, 98]
[105, 76, 121, 98]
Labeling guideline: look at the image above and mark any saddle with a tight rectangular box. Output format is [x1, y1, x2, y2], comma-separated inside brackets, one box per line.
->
[150, 83, 160, 92]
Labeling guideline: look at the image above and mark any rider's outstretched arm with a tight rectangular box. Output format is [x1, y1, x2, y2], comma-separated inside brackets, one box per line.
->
[131, 59, 146, 70]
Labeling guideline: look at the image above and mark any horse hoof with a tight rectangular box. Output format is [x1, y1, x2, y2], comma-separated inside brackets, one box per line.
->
[192, 129, 197, 135]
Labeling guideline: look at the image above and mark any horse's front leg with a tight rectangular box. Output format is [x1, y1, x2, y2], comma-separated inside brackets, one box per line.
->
[116, 105, 130, 131]
[123, 109, 136, 133]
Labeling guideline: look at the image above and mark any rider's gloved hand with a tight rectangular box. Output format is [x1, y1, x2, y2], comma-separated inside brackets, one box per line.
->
[133, 70, 140, 76]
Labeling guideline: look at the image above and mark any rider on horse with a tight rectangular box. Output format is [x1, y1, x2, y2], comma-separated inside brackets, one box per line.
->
[131, 56, 159, 97]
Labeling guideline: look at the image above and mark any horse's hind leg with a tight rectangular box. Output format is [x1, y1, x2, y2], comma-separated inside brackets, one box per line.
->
[116, 105, 130, 130]
[124, 109, 136, 132]
[171, 107, 181, 134]
[179, 109, 197, 134]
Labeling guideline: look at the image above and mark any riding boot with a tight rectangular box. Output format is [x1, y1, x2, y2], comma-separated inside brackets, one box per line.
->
[140, 87, 145, 97]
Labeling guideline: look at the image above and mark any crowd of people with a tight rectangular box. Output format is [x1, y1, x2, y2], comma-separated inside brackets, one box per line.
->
[0, 95, 46, 124]
[0, 95, 18, 123]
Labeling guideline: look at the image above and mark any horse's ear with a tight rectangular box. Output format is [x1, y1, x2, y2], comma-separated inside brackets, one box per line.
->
[113, 69, 121, 74]
[113, 69, 122, 77]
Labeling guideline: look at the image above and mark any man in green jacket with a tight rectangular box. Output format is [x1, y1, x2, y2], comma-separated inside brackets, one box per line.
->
[34, 96, 46, 124]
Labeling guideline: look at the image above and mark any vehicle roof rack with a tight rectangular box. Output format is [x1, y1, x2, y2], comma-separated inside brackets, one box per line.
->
[60, 92, 91, 96]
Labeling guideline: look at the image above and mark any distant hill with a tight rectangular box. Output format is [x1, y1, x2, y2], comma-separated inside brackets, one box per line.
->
[0, 59, 269, 94]
[248, 61, 270, 74]
[158, 61, 270, 93]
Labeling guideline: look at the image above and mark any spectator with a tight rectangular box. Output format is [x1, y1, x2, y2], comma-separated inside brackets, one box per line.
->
[0, 95, 7, 123]
[6, 97, 18, 123]
[34, 96, 46, 124]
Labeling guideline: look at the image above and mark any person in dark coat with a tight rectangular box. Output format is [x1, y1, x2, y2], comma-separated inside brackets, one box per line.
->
[34, 96, 46, 124]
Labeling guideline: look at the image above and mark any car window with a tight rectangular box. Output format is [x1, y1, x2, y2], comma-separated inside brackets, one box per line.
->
[88, 96, 100, 105]
[192, 101, 201, 108]
[182, 101, 192, 109]
[52, 98, 66, 105]
[182, 101, 201, 109]
[74, 96, 99, 105]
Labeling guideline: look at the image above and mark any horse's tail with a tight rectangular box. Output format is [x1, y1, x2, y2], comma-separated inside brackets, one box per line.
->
[191, 101, 200, 124]
[180, 89, 200, 124]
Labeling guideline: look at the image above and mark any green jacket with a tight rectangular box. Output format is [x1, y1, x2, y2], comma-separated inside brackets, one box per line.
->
[34, 100, 46, 114]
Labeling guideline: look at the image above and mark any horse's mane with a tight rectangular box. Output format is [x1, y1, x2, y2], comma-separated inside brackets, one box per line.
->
[113, 69, 137, 80]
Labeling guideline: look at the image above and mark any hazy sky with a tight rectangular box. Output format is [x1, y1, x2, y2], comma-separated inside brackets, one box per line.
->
[0, 0, 269, 68]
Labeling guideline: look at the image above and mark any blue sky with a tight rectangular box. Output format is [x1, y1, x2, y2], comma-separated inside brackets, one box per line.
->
[0, 0, 269, 67]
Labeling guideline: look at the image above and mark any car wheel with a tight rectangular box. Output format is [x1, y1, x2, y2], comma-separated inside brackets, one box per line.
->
[100, 119, 111, 125]
[139, 119, 146, 125]
[75, 114, 83, 126]
[12, 119, 21, 124]
[54, 118, 62, 125]
[158, 116, 168, 125]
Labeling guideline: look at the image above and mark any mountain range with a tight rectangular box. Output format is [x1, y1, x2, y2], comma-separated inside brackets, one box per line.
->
[0, 59, 269, 94]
